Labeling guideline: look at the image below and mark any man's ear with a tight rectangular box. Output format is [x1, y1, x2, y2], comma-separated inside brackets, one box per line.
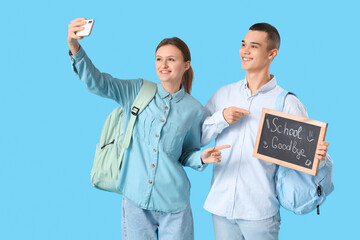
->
[268, 49, 278, 60]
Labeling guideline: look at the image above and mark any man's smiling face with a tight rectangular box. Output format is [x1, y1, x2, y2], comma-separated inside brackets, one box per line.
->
[239, 30, 276, 73]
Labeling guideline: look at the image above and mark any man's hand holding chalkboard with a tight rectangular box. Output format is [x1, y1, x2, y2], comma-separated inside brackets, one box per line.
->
[223, 107, 250, 124]
[316, 141, 329, 161]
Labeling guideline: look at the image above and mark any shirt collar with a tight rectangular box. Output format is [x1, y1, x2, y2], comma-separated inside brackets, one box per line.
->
[243, 75, 277, 93]
[157, 83, 186, 103]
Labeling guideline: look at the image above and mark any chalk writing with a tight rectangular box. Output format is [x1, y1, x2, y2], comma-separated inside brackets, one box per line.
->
[254, 108, 327, 175]
[257, 113, 321, 170]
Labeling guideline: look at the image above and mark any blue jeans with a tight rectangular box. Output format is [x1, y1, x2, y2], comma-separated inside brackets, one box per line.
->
[121, 197, 194, 240]
[212, 212, 281, 240]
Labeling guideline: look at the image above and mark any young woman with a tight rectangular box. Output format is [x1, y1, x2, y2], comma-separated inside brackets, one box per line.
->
[68, 18, 229, 240]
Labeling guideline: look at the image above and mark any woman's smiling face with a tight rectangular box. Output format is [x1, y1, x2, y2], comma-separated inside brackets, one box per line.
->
[155, 44, 190, 86]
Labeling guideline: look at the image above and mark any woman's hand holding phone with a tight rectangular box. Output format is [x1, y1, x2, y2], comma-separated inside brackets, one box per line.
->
[67, 17, 94, 55]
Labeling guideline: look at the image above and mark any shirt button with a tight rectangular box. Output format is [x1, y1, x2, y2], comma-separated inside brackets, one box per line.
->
[152, 164, 155, 168]
[155, 134, 159, 138]
[161, 119, 165, 123]
[153, 149, 157, 152]
[165, 106, 168, 110]
[149, 180, 152, 184]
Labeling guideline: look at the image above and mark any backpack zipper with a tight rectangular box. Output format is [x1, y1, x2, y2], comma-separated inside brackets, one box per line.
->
[101, 139, 115, 149]
[316, 183, 322, 215]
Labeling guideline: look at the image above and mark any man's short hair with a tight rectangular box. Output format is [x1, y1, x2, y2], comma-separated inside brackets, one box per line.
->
[249, 23, 280, 50]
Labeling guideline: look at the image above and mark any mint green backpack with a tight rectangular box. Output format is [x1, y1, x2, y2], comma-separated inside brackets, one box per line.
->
[90, 80, 157, 194]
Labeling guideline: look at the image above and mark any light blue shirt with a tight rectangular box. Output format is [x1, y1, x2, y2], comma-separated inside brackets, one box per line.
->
[70, 47, 205, 213]
[201, 77, 308, 220]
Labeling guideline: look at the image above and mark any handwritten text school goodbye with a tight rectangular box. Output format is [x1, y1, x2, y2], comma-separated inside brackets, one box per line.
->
[267, 117, 308, 163]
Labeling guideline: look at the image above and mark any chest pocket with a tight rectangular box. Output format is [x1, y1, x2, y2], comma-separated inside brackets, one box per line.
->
[134, 113, 155, 146]
[162, 121, 187, 157]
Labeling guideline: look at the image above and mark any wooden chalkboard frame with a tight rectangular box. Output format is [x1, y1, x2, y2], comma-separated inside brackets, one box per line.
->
[253, 108, 328, 176]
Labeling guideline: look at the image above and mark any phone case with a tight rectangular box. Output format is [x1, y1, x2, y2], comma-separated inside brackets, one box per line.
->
[76, 19, 94, 37]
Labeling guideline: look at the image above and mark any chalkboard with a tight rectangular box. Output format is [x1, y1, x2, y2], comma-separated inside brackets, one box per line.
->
[253, 108, 328, 175]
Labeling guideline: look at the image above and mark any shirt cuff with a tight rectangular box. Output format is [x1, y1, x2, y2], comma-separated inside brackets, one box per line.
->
[212, 110, 229, 132]
[69, 45, 85, 62]
[195, 151, 208, 171]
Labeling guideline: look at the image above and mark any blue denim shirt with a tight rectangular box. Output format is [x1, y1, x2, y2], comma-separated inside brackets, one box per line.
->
[70, 47, 205, 213]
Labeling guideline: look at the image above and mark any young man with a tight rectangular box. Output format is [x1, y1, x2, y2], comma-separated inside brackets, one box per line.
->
[201, 23, 329, 240]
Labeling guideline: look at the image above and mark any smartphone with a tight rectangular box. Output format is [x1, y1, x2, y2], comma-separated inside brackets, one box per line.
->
[76, 19, 95, 37]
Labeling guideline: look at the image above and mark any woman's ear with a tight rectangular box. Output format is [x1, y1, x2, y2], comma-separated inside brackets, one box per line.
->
[185, 61, 191, 71]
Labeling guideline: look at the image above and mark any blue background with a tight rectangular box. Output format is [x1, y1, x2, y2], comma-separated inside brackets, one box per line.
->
[1, 0, 358, 239]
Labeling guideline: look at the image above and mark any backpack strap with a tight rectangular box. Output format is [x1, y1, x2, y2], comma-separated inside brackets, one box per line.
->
[275, 90, 296, 112]
[122, 80, 157, 149]
[274, 90, 296, 176]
